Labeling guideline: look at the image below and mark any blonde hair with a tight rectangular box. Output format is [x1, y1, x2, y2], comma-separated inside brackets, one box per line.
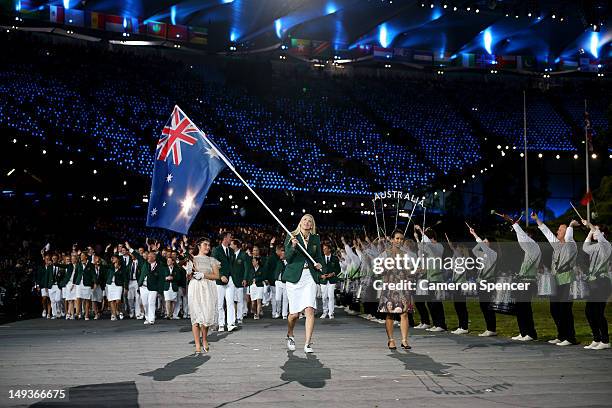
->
[291, 214, 317, 236]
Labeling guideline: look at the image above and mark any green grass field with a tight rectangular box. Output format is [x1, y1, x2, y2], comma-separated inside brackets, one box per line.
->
[410, 300, 612, 344]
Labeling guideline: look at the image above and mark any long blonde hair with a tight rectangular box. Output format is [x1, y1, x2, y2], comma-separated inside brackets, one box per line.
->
[291, 214, 317, 237]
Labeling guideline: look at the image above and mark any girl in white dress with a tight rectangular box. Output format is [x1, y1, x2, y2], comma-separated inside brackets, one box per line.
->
[188, 238, 220, 354]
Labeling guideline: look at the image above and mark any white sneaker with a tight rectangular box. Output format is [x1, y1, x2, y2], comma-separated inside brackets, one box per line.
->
[65, 315, 70, 320]
[218, 326, 225, 332]
[119, 313, 124, 320]
[556, 340, 572, 346]
[111, 315, 117, 321]
[304, 343, 313, 353]
[227, 325, 237, 332]
[420, 324, 431, 329]
[42, 311, 47, 318]
[453, 328, 469, 335]
[129, 313, 135, 319]
[237, 319, 243, 325]
[428, 326, 445, 332]
[518, 335, 534, 342]
[548, 338, 561, 344]
[136, 315, 144, 320]
[320, 314, 327, 319]
[282, 316, 288, 320]
[329, 315, 334, 319]
[511, 334, 524, 340]
[84, 316, 90, 321]
[593, 342, 610, 350]
[584, 341, 601, 349]
[172, 316, 180, 320]
[478, 330, 497, 337]
[51, 316, 57, 320]
[414, 323, 424, 329]
[144, 320, 150, 325]
[287, 336, 296, 351]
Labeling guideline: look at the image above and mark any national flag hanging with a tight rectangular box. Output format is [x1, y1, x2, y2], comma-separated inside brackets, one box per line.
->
[49, 5, 63, 23]
[147, 21, 167, 38]
[105, 14, 124, 32]
[584, 112, 594, 153]
[189, 26, 208, 45]
[168, 24, 188, 41]
[64, 9, 84, 27]
[146, 106, 228, 234]
[88, 11, 105, 30]
[580, 190, 593, 206]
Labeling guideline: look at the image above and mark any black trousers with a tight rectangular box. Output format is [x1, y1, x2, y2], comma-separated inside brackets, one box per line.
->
[549, 283, 576, 342]
[585, 278, 611, 343]
[427, 301, 447, 329]
[453, 294, 468, 330]
[478, 292, 496, 332]
[414, 301, 431, 325]
[515, 283, 537, 339]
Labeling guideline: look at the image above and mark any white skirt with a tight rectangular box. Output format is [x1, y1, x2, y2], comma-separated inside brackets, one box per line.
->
[250, 284, 264, 301]
[76, 283, 92, 299]
[164, 288, 178, 302]
[106, 283, 123, 301]
[49, 285, 62, 302]
[40, 288, 49, 297]
[286, 269, 317, 314]
[91, 286, 103, 302]
[63, 284, 77, 300]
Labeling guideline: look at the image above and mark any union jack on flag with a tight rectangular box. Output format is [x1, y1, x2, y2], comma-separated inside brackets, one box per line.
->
[156, 108, 199, 165]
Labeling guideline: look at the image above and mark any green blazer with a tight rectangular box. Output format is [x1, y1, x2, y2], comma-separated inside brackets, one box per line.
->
[134, 253, 166, 293]
[38, 265, 58, 289]
[212, 245, 233, 285]
[174, 265, 187, 289]
[59, 264, 78, 287]
[74, 262, 96, 287]
[263, 254, 283, 285]
[230, 250, 249, 287]
[162, 265, 183, 291]
[101, 265, 127, 288]
[320, 254, 340, 284]
[283, 233, 325, 284]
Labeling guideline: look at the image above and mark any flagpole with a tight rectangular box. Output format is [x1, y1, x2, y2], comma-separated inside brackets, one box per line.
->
[523, 90, 529, 228]
[402, 202, 418, 236]
[585, 99, 591, 223]
[380, 198, 387, 237]
[178, 106, 318, 265]
[373, 198, 381, 241]
[394, 195, 400, 230]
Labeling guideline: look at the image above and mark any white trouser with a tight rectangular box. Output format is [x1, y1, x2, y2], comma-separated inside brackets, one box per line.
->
[262, 283, 270, 305]
[321, 283, 336, 316]
[140, 286, 157, 323]
[217, 280, 236, 327]
[127, 280, 141, 317]
[49, 285, 62, 317]
[173, 287, 188, 318]
[275, 281, 288, 318]
[268, 285, 278, 316]
[234, 286, 245, 320]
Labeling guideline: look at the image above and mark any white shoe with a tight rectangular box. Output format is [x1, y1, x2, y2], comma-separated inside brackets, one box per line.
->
[119, 313, 124, 320]
[218, 326, 225, 332]
[428, 326, 445, 332]
[136, 315, 144, 320]
[478, 330, 497, 337]
[419, 324, 431, 329]
[320, 314, 327, 319]
[329, 315, 334, 319]
[129, 313, 135, 319]
[65, 315, 70, 320]
[511, 334, 524, 340]
[144, 320, 150, 325]
[150, 320, 155, 325]
[237, 319, 243, 325]
[172, 316, 180, 320]
[227, 325, 237, 332]
[111, 315, 117, 321]
[282, 316, 288, 320]
[593, 343, 610, 350]
[453, 328, 469, 335]
[287, 336, 296, 351]
[584, 341, 601, 349]
[548, 338, 561, 344]
[51, 316, 57, 320]
[518, 335, 534, 342]
[556, 340, 572, 346]
[304, 343, 313, 353]
[414, 323, 424, 329]
[42, 311, 47, 318]
[84, 316, 90, 321]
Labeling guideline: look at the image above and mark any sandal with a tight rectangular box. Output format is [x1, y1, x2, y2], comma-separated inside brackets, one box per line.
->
[388, 339, 397, 350]
[401, 340, 412, 350]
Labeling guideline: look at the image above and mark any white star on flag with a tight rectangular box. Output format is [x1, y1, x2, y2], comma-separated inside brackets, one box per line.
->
[166, 174, 173, 183]
[150, 208, 157, 216]
[205, 146, 219, 160]
[162, 201, 167, 207]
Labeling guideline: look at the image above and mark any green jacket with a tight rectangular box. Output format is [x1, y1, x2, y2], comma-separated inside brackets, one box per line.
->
[251, 265, 265, 287]
[231, 250, 250, 287]
[320, 254, 340, 284]
[283, 233, 325, 284]
[212, 245, 233, 285]
[162, 265, 184, 291]
[101, 265, 127, 288]
[74, 262, 96, 287]
[174, 265, 187, 288]
[59, 264, 79, 287]
[134, 253, 166, 293]
[264, 254, 284, 285]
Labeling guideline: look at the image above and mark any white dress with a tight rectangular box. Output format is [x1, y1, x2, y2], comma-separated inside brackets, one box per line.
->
[188, 255, 219, 327]
[106, 269, 123, 302]
[286, 268, 317, 314]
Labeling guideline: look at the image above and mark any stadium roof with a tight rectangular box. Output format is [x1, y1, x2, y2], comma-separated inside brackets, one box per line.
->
[35, 0, 612, 58]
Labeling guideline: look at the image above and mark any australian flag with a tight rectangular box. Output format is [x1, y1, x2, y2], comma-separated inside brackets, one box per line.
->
[146, 106, 228, 234]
